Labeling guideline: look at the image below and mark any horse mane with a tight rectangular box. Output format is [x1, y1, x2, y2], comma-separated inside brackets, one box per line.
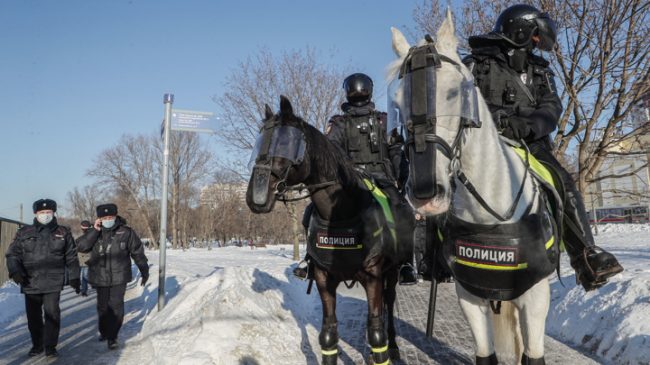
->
[299, 119, 362, 188]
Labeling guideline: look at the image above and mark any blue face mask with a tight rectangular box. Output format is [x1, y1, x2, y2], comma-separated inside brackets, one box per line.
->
[102, 218, 116, 229]
[36, 212, 54, 225]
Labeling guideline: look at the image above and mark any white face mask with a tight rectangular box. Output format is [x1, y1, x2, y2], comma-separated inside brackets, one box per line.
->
[102, 218, 116, 229]
[36, 212, 54, 225]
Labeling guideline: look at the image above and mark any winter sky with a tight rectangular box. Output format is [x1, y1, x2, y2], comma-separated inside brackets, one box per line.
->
[0, 0, 432, 220]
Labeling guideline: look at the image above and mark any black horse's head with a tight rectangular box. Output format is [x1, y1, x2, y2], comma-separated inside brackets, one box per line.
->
[246, 96, 312, 214]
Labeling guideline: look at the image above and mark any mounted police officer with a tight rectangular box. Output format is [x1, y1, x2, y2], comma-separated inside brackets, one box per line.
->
[463, 4, 623, 291]
[5, 199, 81, 358]
[329, 73, 417, 284]
[77, 203, 149, 350]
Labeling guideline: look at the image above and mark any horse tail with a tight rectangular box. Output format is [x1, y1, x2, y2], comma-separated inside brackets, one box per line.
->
[491, 301, 523, 364]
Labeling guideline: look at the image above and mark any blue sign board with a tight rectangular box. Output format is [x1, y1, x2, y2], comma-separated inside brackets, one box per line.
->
[170, 109, 218, 134]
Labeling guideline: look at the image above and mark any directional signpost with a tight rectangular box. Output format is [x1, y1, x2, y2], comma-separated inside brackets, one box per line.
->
[170, 109, 218, 134]
[158, 95, 218, 311]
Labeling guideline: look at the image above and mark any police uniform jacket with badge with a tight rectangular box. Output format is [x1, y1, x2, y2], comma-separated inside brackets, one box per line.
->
[462, 38, 563, 150]
[76, 216, 148, 287]
[5, 217, 80, 294]
[326, 102, 400, 187]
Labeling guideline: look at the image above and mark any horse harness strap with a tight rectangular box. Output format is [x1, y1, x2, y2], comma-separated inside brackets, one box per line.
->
[454, 140, 531, 222]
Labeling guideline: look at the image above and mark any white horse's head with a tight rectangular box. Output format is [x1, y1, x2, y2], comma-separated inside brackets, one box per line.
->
[388, 10, 482, 217]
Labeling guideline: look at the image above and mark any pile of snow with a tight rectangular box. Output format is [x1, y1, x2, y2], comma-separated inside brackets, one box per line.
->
[0, 281, 23, 324]
[547, 224, 650, 365]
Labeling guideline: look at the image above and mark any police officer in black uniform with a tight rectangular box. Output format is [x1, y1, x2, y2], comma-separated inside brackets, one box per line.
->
[77, 203, 149, 350]
[329, 73, 417, 284]
[5, 199, 81, 358]
[463, 4, 623, 291]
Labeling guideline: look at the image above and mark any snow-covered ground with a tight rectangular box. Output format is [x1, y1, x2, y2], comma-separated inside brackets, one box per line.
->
[547, 223, 650, 365]
[0, 224, 647, 364]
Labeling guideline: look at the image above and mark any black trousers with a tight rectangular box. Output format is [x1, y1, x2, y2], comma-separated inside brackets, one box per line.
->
[25, 292, 61, 349]
[529, 142, 596, 259]
[96, 283, 127, 340]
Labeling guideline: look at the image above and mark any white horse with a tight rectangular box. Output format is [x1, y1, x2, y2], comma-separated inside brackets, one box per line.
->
[389, 11, 559, 365]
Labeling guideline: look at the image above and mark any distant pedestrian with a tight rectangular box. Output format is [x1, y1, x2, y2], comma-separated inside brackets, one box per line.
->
[77, 220, 93, 296]
[77, 203, 149, 350]
[5, 199, 81, 358]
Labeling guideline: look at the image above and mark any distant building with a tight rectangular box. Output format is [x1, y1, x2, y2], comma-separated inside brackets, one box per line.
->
[199, 183, 247, 207]
[584, 95, 650, 209]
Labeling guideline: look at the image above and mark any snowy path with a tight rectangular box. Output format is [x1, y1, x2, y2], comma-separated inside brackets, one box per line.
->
[0, 224, 647, 364]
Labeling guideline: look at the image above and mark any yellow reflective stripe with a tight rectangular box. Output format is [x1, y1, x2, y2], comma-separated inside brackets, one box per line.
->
[512, 147, 555, 188]
[372, 227, 383, 237]
[315, 245, 363, 250]
[321, 348, 338, 356]
[371, 345, 388, 353]
[545, 236, 554, 250]
[437, 228, 444, 242]
[373, 360, 390, 365]
[363, 179, 397, 243]
[455, 258, 528, 270]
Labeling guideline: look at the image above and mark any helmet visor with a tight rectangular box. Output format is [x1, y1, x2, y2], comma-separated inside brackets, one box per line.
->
[248, 126, 306, 171]
[535, 13, 557, 51]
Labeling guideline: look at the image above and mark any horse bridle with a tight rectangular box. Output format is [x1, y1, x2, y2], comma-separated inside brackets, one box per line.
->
[253, 119, 337, 203]
[401, 39, 530, 222]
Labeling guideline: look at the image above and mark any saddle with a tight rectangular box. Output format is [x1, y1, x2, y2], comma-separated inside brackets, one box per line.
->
[440, 147, 564, 301]
[306, 179, 397, 276]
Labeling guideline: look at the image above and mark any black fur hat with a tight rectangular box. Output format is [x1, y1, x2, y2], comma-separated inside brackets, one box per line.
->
[80, 220, 92, 229]
[96, 203, 118, 218]
[33, 199, 57, 213]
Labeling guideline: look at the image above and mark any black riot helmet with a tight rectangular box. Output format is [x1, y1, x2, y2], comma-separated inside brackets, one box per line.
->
[493, 4, 557, 51]
[343, 73, 373, 107]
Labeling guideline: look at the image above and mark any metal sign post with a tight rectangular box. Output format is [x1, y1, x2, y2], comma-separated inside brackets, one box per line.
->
[158, 93, 173, 311]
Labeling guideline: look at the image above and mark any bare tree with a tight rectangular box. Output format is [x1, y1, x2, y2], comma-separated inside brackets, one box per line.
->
[87, 134, 160, 247]
[66, 185, 104, 221]
[411, 0, 650, 193]
[166, 132, 214, 249]
[214, 47, 347, 152]
[214, 47, 348, 259]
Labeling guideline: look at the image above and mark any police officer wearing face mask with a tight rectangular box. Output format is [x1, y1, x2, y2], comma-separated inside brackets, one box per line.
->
[463, 4, 623, 291]
[76, 203, 149, 350]
[330, 73, 417, 284]
[5, 199, 81, 358]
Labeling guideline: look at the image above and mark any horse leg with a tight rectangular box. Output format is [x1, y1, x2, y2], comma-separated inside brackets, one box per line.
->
[383, 268, 400, 360]
[512, 278, 550, 364]
[314, 267, 340, 365]
[455, 283, 498, 365]
[362, 263, 391, 365]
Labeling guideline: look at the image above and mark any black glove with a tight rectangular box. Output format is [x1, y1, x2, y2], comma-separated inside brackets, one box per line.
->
[11, 272, 26, 285]
[69, 278, 81, 294]
[501, 116, 531, 141]
[139, 265, 149, 286]
[388, 128, 405, 147]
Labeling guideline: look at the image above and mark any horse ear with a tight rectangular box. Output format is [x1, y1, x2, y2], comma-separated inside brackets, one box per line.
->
[264, 104, 273, 120]
[391, 27, 410, 58]
[279, 95, 293, 116]
[436, 8, 458, 55]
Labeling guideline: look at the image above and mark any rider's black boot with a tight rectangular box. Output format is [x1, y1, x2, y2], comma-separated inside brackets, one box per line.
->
[398, 263, 418, 285]
[562, 190, 623, 291]
[292, 259, 313, 280]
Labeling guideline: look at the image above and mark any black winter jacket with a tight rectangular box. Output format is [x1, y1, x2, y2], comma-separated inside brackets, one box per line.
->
[76, 216, 148, 287]
[5, 218, 80, 294]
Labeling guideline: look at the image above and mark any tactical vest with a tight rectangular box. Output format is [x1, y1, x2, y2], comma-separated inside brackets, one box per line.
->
[344, 112, 390, 175]
[469, 54, 554, 116]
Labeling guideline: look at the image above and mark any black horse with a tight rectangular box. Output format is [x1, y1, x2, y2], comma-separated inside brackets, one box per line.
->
[246, 96, 408, 365]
